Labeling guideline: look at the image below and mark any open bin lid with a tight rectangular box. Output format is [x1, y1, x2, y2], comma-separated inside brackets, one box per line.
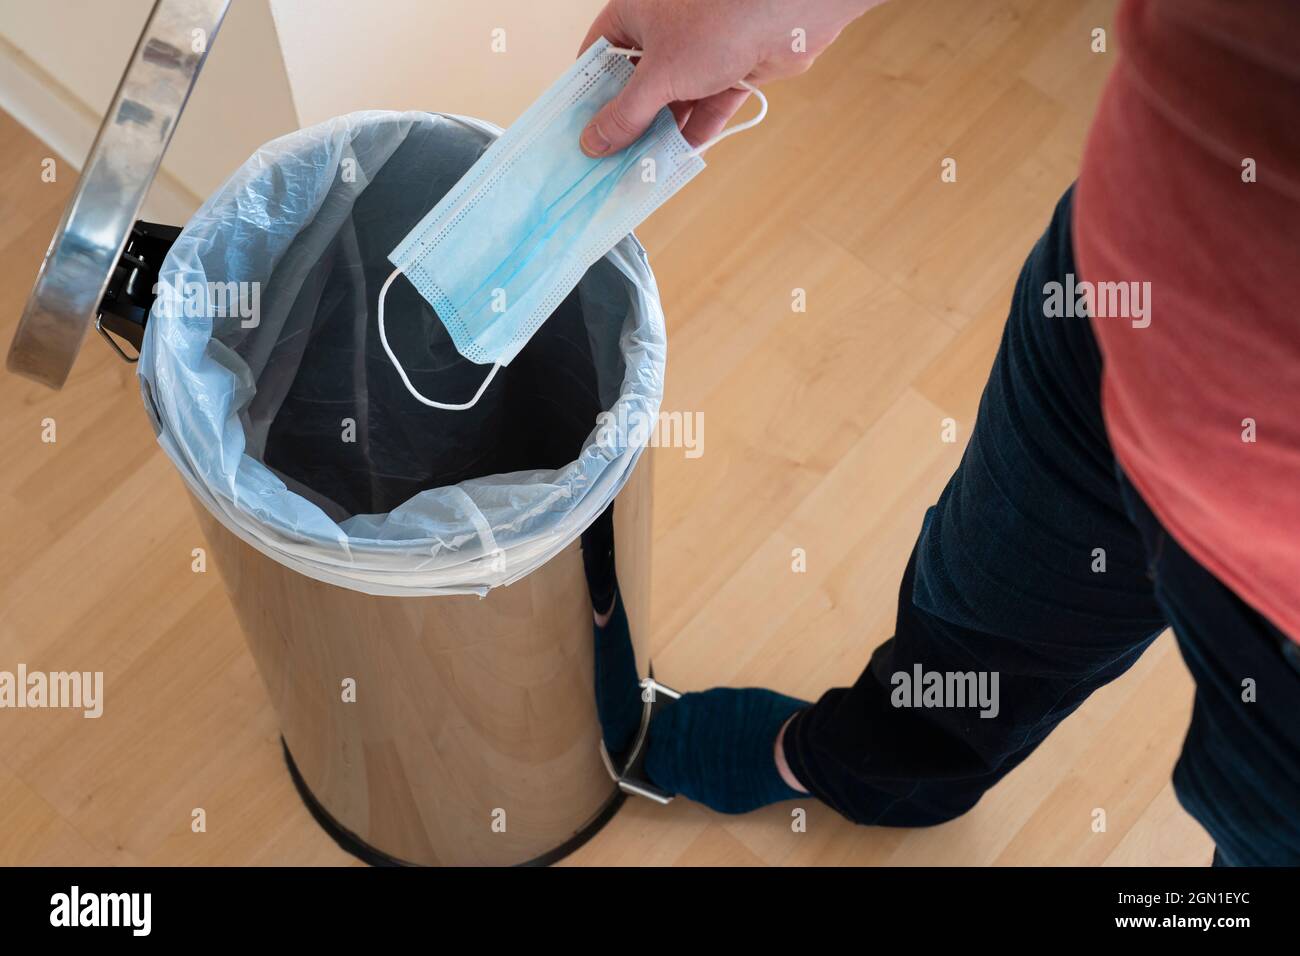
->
[6, 0, 230, 389]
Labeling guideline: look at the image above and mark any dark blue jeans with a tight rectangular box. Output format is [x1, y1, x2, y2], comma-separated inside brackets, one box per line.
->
[781, 186, 1300, 866]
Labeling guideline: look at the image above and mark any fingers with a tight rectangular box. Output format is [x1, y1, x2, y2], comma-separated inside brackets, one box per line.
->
[668, 101, 694, 131]
[679, 88, 751, 149]
[581, 59, 672, 157]
[578, 1, 632, 57]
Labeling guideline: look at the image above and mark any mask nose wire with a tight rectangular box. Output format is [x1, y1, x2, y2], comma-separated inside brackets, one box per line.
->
[378, 266, 502, 411]
[604, 46, 768, 158]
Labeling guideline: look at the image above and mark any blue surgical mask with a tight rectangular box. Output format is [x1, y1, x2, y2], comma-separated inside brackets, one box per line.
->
[378, 37, 766, 410]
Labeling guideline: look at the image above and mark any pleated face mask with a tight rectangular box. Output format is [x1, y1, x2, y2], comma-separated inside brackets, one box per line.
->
[379, 37, 767, 409]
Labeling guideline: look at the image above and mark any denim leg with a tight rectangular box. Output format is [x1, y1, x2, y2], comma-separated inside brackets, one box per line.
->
[782, 186, 1169, 825]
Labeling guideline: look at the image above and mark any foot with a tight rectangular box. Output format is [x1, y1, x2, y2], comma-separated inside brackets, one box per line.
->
[643, 687, 810, 814]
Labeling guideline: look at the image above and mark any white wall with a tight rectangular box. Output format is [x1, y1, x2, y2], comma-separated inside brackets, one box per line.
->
[0, 0, 153, 115]
[0, 0, 608, 218]
[0, 0, 299, 221]
[268, 0, 607, 129]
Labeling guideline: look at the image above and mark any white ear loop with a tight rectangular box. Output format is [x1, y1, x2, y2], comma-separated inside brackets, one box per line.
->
[377, 267, 501, 411]
[604, 46, 768, 158]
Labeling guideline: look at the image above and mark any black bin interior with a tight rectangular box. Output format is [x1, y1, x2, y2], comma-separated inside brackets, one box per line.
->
[229, 118, 613, 523]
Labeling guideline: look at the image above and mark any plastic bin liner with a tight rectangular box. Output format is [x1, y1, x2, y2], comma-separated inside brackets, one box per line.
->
[138, 111, 666, 596]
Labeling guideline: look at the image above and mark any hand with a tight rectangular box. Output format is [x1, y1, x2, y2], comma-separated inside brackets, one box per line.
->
[578, 0, 885, 157]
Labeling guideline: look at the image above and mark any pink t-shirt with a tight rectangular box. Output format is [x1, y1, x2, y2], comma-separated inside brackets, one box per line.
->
[1074, 0, 1300, 642]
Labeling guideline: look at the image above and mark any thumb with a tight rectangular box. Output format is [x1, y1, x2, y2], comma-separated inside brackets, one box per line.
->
[580, 60, 670, 157]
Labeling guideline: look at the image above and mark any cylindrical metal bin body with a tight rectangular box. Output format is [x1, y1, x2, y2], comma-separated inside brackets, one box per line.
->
[193, 458, 651, 866]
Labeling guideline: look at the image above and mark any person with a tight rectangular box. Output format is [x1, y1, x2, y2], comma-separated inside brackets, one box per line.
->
[578, 0, 1300, 866]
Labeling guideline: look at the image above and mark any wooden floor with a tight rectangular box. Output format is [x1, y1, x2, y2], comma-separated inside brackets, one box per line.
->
[0, 0, 1212, 866]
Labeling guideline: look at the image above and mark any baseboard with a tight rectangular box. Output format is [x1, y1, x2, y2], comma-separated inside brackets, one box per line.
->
[0, 32, 201, 223]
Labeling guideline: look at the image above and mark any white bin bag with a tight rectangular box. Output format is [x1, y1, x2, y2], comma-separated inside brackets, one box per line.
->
[138, 111, 666, 596]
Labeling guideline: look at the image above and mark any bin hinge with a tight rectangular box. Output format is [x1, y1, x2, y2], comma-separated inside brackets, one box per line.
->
[95, 220, 182, 362]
